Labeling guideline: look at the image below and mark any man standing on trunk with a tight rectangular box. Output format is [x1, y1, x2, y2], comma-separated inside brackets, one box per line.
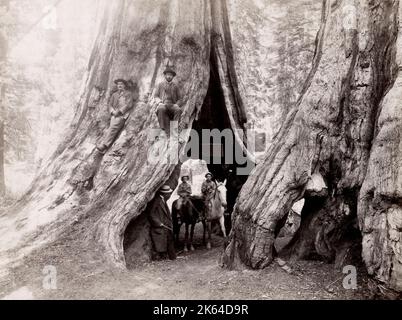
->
[154, 65, 182, 137]
[148, 184, 176, 260]
[97, 79, 135, 153]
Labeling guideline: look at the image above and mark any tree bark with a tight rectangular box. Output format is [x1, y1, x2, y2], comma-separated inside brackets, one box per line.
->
[358, 2, 402, 292]
[0, 84, 5, 197]
[222, 0, 402, 294]
[0, 0, 249, 272]
[0, 0, 9, 197]
[0, 0, 401, 296]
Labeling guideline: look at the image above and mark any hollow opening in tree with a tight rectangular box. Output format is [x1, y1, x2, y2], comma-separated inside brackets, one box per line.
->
[280, 183, 363, 269]
[123, 47, 251, 268]
[275, 199, 304, 253]
[191, 49, 250, 234]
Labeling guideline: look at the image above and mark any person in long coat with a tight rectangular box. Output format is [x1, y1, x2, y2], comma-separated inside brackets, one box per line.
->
[148, 184, 176, 260]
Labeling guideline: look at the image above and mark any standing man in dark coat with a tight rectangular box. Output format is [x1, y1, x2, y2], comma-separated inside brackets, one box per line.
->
[148, 184, 176, 260]
[97, 78, 136, 153]
[154, 65, 183, 137]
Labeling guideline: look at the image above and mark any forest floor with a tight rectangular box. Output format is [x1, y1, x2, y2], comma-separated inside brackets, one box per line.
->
[1, 224, 373, 300]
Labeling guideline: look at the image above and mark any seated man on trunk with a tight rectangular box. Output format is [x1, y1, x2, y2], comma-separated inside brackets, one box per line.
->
[97, 78, 135, 153]
[154, 65, 182, 137]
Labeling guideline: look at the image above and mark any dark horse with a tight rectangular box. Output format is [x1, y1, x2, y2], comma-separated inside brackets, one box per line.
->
[172, 195, 206, 251]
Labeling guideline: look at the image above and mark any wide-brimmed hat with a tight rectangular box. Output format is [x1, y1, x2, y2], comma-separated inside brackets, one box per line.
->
[163, 66, 176, 77]
[205, 172, 213, 178]
[159, 185, 173, 193]
[114, 78, 128, 87]
[181, 175, 190, 181]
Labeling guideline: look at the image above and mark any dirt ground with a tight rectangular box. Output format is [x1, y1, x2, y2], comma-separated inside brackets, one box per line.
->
[1, 163, 375, 300]
[0, 223, 373, 300]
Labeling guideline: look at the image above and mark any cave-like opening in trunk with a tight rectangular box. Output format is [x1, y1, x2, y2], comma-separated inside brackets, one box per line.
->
[123, 46, 250, 268]
[190, 47, 250, 234]
[280, 185, 363, 269]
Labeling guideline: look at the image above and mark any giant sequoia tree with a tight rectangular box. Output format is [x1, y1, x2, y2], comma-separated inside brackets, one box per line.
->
[0, 0, 401, 295]
[222, 0, 402, 294]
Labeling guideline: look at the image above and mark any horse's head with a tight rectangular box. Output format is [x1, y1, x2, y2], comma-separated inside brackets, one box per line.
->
[216, 180, 227, 209]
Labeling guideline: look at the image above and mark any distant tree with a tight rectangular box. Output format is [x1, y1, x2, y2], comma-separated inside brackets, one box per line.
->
[0, 0, 36, 196]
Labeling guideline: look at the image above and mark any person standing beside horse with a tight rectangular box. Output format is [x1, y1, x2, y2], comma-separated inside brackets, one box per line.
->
[148, 185, 176, 260]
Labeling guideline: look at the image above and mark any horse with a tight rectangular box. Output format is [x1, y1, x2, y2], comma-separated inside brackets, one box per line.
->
[204, 180, 227, 249]
[172, 180, 228, 251]
[172, 195, 206, 252]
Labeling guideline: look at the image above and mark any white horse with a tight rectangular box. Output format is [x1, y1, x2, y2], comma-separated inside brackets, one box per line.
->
[204, 180, 227, 249]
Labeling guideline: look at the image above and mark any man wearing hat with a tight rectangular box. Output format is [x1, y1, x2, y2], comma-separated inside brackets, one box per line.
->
[154, 65, 182, 136]
[97, 78, 136, 153]
[176, 175, 192, 211]
[148, 184, 176, 260]
[201, 172, 217, 220]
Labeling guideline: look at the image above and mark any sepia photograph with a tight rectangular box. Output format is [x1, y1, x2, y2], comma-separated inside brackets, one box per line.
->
[0, 0, 401, 307]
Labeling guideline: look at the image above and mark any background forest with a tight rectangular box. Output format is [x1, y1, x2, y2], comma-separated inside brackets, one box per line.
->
[0, 0, 103, 199]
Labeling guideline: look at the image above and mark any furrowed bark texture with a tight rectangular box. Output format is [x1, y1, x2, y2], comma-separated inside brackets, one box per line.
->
[0, 0, 253, 272]
[0, 0, 401, 295]
[0, 0, 212, 270]
[358, 0, 402, 292]
[223, 0, 401, 293]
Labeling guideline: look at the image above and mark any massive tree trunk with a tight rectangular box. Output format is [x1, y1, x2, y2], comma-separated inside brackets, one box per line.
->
[223, 0, 402, 294]
[0, 0, 401, 296]
[0, 0, 250, 272]
[0, 0, 9, 197]
[358, 2, 402, 292]
[0, 84, 5, 198]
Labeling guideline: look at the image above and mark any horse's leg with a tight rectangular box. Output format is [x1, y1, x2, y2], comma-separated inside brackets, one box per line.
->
[175, 223, 180, 245]
[190, 223, 195, 251]
[172, 203, 179, 245]
[219, 215, 227, 238]
[206, 221, 212, 250]
[184, 223, 189, 252]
